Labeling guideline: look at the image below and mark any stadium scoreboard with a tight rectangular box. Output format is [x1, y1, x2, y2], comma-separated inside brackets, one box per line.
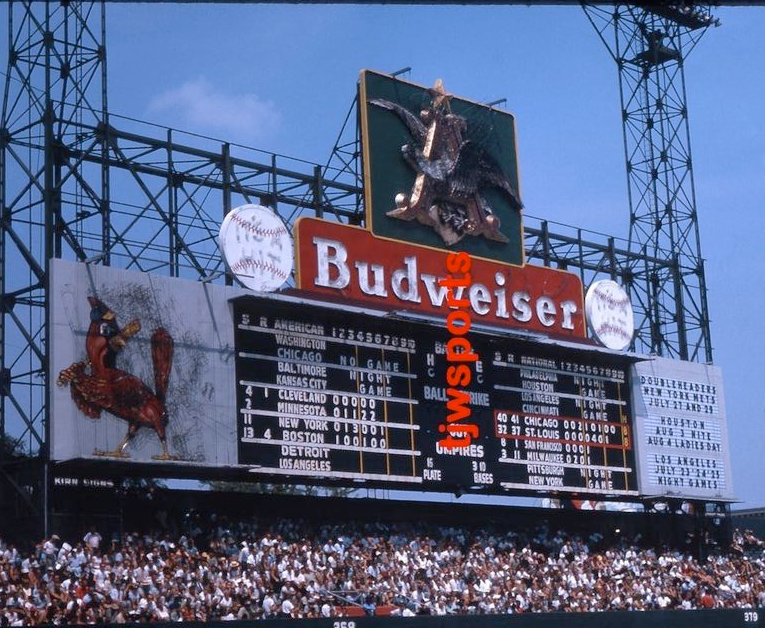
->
[233, 296, 639, 498]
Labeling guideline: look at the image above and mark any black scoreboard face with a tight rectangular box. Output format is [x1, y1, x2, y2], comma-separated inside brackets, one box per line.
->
[233, 296, 638, 499]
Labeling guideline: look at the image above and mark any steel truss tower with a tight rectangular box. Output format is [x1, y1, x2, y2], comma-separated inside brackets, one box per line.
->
[0, 0, 361, 533]
[1, 1, 721, 533]
[1, 0, 109, 528]
[584, 3, 714, 363]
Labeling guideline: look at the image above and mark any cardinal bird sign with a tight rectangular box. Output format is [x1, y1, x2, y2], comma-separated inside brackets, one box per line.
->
[56, 297, 176, 460]
[360, 70, 524, 265]
[50, 259, 242, 467]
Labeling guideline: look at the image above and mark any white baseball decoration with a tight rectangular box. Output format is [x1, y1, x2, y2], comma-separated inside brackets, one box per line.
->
[219, 204, 293, 292]
[585, 279, 634, 351]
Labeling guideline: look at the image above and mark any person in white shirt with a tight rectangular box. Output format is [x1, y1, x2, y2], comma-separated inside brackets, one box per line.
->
[83, 529, 102, 551]
[280, 597, 295, 617]
[262, 593, 276, 616]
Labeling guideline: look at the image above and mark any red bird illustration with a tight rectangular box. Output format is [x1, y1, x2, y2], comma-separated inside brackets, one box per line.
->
[57, 296, 176, 460]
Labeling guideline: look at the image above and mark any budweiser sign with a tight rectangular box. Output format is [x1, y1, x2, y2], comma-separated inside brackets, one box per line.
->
[294, 219, 585, 338]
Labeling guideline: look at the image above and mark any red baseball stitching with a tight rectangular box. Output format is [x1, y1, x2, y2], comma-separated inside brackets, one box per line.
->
[231, 258, 290, 280]
[593, 287, 630, 309]
[595, 322, 632, 340]
[230, 213, 288, 239]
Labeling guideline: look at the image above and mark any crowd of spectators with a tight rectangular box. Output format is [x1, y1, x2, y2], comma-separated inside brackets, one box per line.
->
[0, 514, 763, 625]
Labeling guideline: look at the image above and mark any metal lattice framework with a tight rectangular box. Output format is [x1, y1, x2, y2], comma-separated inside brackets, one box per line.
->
[0, 1, 362, 527]
[584, 3, 714, 362]
[0, 0, 737, 530]
[1, 2, 110, 523]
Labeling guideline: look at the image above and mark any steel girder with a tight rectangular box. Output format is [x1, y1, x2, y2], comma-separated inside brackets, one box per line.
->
[584, 4, 713, 362]
[325, 91, 680, 359]
[0, 2, 717, 533]
[1, 1, 108, 467]
[0, 4, 362, 461]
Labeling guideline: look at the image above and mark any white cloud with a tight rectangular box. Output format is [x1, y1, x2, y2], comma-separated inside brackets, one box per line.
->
[147, 77, 281, 144]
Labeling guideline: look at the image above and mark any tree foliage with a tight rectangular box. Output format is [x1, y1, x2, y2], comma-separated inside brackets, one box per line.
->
[0, 434, 27, 460]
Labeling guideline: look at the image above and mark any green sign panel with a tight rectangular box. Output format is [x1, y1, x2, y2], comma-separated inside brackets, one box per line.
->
[360, 70, 524, 265]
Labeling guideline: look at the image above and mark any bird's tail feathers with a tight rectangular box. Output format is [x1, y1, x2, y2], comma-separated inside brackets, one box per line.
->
[151, 328, 174, 402]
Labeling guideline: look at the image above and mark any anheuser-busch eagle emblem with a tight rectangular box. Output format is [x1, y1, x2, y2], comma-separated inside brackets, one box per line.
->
[370, 79, 523, 247]
[57, 297, 177, 460]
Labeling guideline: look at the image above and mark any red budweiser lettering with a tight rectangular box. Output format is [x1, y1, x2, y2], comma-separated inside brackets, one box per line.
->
[294, 218, 586, 338]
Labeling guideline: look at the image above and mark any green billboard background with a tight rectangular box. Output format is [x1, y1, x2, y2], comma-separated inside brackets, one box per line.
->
[360, 70, 524, 266]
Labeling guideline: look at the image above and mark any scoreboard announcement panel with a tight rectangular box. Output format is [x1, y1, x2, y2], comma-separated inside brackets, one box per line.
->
[233, 296, 639, 498]
[630, 357, 734, 501]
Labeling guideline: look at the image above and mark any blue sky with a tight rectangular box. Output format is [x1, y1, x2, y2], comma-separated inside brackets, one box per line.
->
[110, 4, 764, 508]
[7, 4, 766, 508]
